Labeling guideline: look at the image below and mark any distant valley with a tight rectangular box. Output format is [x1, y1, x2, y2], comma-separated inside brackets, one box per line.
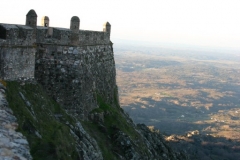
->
[115, 45, 240, 139]
[115, 45, 240, 159]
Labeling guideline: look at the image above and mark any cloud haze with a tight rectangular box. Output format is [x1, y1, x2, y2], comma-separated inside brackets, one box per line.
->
[1, 0, 240, 50]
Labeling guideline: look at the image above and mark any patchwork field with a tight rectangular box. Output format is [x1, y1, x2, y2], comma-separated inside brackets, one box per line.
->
[114, 45, 240, 159]
[115, 45, 240, 140]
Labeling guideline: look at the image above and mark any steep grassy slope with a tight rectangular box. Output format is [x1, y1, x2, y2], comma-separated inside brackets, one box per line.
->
[6, 81, 80, 160]
[5, 81, 150, 159]
[5, 80, 188, 160]
[82, 95, 151, 159]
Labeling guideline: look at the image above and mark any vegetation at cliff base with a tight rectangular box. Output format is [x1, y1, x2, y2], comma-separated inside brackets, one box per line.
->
[6, 81, 80, 160]
[5, 81, 183, 159]
[82, 94, 150, 159]
[5, 81, 151, 159]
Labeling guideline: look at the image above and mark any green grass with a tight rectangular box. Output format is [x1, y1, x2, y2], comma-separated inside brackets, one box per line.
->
[6, 81, 79, 160]
[6, 81, 151, 159]
[82, 93, 150, 159]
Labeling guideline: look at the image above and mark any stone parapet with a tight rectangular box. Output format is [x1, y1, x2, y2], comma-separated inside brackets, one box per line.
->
[0, 9, 115, 120]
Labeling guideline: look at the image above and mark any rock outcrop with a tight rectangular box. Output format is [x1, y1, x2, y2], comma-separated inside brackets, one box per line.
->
[0, 9, 189, 160]
[0, 81, 189, 159]
[0, 82, 32, 160]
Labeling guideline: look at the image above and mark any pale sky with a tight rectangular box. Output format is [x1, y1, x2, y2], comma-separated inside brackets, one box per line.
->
[1, 0, 240, 50]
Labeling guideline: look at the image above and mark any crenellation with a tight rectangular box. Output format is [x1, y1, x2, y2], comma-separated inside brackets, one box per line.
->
[52, 27, 72, 45]
[0, 9, 115, 120]
[103, 22, 111, 40]
[41, 16, 49, 27]
[26, 9, 37, 27]
[70, 16, 80, 33]
[0, 24, 36, 46]
[0, 24, 19, 45]
[36, 26, 48, 42]
[17, 25, 35, 45]
[26, 9, 37, 41]
[79, 30, 110, 45]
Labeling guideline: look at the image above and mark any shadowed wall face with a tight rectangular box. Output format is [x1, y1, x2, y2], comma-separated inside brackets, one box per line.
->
[35, 44, 116, 119]
[0, 23, 36, 81]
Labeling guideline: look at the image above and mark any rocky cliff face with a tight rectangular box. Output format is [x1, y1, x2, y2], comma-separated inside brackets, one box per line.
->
[0, 80, 188, 160]
[0, 9, 189, 159]
[0, 82, 32, 159]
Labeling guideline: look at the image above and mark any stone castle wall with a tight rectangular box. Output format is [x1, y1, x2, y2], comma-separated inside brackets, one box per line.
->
[0, 10, 116, 119]
[36, 27, 110, 46]
[0, 24, 36, 80]
[35, 43, 116, 118]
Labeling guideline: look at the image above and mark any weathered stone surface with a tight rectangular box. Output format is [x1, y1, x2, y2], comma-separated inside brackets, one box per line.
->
[0, 10, 189, 160]
[112, 129, 141, 160]
[70, 122, 103, 160]
[136, 124, 189, 160]
[0, 10, 113, 120]
[35, 44, 116, 119]
[0, 83, 32, 160]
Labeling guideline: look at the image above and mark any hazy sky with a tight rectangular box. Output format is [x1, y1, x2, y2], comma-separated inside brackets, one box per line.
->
[1, 0, 240, 50]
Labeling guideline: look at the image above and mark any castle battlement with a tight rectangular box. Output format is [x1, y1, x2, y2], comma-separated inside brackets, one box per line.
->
[0, 10, 116, 119]
[0, 9, 111, 47]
